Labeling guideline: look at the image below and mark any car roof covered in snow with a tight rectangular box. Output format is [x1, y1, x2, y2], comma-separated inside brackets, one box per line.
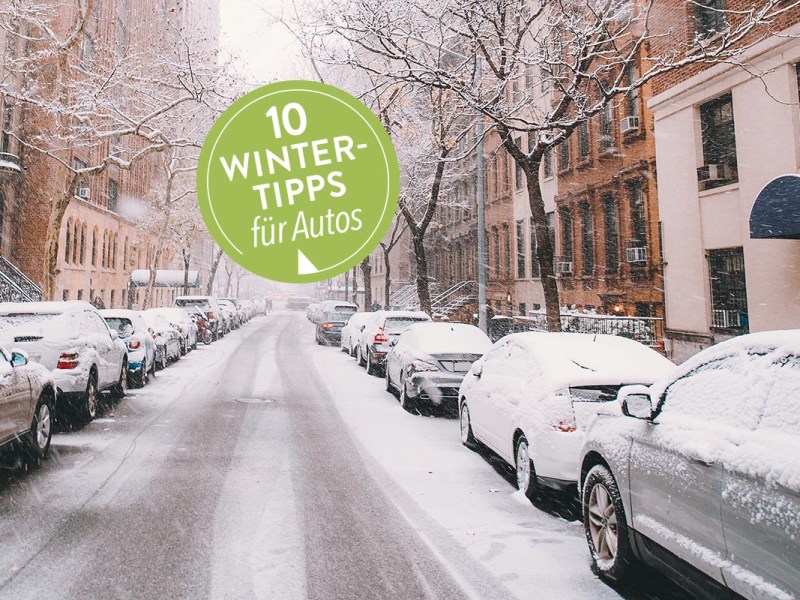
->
[0, 300, 95, 315]
[499, 331, 675, 388]
[402, 322, 492, 354]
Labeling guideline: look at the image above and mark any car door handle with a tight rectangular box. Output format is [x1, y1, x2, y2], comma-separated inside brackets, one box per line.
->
[689, 456, 715, 467]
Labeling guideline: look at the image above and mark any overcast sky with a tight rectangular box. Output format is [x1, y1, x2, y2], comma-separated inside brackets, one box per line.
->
[219, 0, 310, 84]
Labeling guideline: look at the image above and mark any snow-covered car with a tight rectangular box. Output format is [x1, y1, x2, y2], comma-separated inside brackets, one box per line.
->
[306, 303, 322, 323]
[578, 330, 800, 599]
[142, 311, 181, 365]
[385, 322, 492, 414]
[218, 298, 241, 329]
[147, 307, 197, 354]
[459, 332, 674, 497]
[356, 311, 432, 376]
[0, 301, 127, 423]
[319, 300, 358, 319]
[0, 343, 56, 465]
[101, 309, 156, 388]
[340, 312, 378, 356]
[174, 296, 223, 339]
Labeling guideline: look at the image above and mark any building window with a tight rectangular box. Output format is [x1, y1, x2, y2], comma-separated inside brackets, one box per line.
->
[519, 302, 527, 316]
[628, 180, 647, 248]
[560, 207, 573, 264]
[543, 148, 553, 178]
[91, 228, 98, 266]
[502, 223, 511, 278]
[580, 202, 594, 275]
[1, 102, 12, 154]
[72, 221, 79, 264]
[694, 0, 727, 39]
[558, 139, 570, 171]
[493, 227, 500, 278]
[0, 192, 4, 252]
[108, 178, 119, 212]
[110, 290, 115, 307]
[546, 212, 556, 268]
[530, 217, 541, 278]
[80, 224, 87, 264]
[708, 247, 748, 331]
[578, 121, 590, 159]
[516, 220, 526, 278]
[62, 290, 69, 301]
[77, 289, 83, 301]
[603, 195, 619, 274]
[699, 93, 738, 189]
[514, 137, 523, 189]
[626, 62, 640, 118]
[599, 103, 614, 152]
[64, 220, 72, 264]
[74, 158, 88, 197]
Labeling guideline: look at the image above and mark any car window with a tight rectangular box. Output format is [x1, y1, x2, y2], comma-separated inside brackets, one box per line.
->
[105, 317, 133, 334]
[757, 356, 800, 436]
[658, 354, 768, 431]
[85, 311, 111, 335]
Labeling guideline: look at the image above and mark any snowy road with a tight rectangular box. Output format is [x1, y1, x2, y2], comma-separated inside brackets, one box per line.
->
[0, 314, 689, 599]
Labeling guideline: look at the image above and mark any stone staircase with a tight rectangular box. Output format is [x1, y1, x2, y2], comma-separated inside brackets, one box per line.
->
[0, 256, 42, 303]
[388, 280, 477, 320]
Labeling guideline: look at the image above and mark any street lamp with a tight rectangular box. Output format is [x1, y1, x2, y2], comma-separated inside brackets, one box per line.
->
[406, 37, 487, 333]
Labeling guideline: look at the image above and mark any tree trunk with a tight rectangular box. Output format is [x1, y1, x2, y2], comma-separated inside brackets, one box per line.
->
[524, 163, 561, 331]
[360, 257, 372, 309]
[351, 266, 358, 305]
[412, 233, 432, 315]
[182, 248, 191, 295]
[344, 270, 349, 301]
[383, 250, 391, 308]
[206, 247, 224, 295]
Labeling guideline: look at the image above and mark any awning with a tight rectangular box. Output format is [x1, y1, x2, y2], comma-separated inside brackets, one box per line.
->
[130, 269, 200, 288]
[750, 174, 800, 239]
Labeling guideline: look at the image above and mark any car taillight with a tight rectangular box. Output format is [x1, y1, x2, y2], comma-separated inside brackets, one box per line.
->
[408, 360, 439, 373]
[57, 352, 80, 369]
[321, 323, 334, 330]
[551, 415, 577, 432]
[373, 327, 388, 344]
[208, 311, 214, 320]
[128, 339, 141, 350]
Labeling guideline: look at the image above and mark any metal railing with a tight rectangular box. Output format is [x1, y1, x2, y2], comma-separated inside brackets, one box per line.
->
[0, 256, 42, 302]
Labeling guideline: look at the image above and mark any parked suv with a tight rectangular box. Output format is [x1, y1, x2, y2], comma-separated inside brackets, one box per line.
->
[0, 343, 56, 465]
[356, 311, 431, 376]
[0, 301, 127, 424]
[579, 330, 800, 599]
[174, 296, 223, 340]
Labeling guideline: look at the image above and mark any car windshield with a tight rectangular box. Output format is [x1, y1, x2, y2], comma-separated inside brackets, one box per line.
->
[175, 299, 209, 308]
[326, 312, 350, 322]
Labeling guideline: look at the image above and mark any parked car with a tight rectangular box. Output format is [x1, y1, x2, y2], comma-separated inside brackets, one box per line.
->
[356, 311, 432, 376]
[147, 307, 197, 354]
[340, 312, 378, 356]
[0, 343, 56, 465]
[319, 300, 358, 318]
[101, 309, 157, 388]
[385, 322, 491, 414]
[579, 329, 800, 599]
[141, 311, 181, 364]
[315, 312, 352, 346]
[306, 303, 323, 323]
[459, 332, 674, 498]
[218, 298, 241, 330]
[0, 301, 127, 423]
[174, 296, 223, 340]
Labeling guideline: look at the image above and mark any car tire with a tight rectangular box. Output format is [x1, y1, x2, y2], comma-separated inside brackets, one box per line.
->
[385, 368, 394, 393]
[349, 344, 356, 358]
[357, 346, 366, 367]
[158, 350, 167, 371]
[23, 392, 53, 465]
[583, 464, 633, 582]
[366, 351, 377, 376]
[110, 364, 128, 399]
[399, 382, 417, 413]
[515, 435, 539, 501]
[77, 372, 98, 424]
[460, 402, 477, 449]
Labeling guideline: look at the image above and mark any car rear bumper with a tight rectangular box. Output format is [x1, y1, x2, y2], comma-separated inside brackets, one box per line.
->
[317, 329, 342, 344]
[406, 374, 464, 411]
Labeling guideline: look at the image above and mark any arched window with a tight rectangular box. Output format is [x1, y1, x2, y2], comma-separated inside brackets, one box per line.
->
[123, 237, 129, 268]
[80, 223, 87, 264]
[112, 233, 118, 269]
[91, 227, 98, 266]
[102, 230, 108, 268]
[0, 192, 5, 252]
[64, 219, 73, 264]
[72, 221, 79, 264]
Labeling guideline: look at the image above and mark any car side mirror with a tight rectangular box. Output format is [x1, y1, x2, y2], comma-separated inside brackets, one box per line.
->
[470, 361, 483, 378]
[109, 329, 119, 341]
[389, 338, 398, 347]
[10, 350, 28, 367]
[621, 393, 653, 420]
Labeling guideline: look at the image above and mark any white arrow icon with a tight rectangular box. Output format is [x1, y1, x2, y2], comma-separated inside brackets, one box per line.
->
[297, 250, 318, 275]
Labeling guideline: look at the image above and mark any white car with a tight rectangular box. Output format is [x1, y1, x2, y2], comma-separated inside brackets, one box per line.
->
[385, 322, 491, 414]
[101, 309, 157, 388]
[356, 311, 432, 376]
[340, 312, 378, 356]
[0, 301, 128, 424]
[0, 343, 56, 465]
[147, 307, 198, 354]
[458, 332, 674, 497]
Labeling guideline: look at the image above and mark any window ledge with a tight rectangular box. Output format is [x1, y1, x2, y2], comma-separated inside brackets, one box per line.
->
[698, 182, 739, 198]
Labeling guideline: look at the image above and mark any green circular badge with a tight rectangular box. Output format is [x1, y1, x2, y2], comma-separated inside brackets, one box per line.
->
[197, 81, 400, 283]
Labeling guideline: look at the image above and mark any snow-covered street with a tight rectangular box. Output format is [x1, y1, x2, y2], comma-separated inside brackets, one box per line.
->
[0, 313, 692, 599]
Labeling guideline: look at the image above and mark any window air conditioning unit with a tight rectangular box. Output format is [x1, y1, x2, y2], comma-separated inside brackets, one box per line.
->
[697, 164, 732, 183]
[620, 116, 640, 134]
[556, 261, 573, 275]
[76, 187, 91, 200]
[626, 246, 647, 263]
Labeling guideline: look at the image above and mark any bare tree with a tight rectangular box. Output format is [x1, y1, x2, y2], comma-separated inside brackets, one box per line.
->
[309, 0, 799, 329]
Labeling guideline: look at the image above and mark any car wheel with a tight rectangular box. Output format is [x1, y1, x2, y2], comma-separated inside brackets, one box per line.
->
[385, 368, 394, 393]
[349, 344, 356, 358]
[111, 364, 128, 398]
[460, 402, 477, 449]
[158, 350, 167, 371]
[23, 392, 53, 464]
[357, 346, 366, 367]
[366, 351, 376, 376]
[399, 382, 417, 413]
[583, 464, 633, 582]
[515, 435, 539, 501]
[77, 373, 98, 424]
